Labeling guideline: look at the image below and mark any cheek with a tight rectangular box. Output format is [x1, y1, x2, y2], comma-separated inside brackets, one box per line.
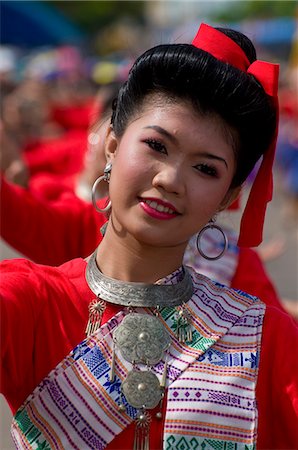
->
[189, 178, 232, 215]
[109, 155, 143, 201]
[113, 143, 150, 184]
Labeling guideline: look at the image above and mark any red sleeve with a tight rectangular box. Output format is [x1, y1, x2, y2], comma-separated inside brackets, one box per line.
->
[0, 259, 91, 413]
[24, 130, 87, 177]
[231, 247, 288, 313]
[0, 259, 43, 412]
[0, 177, 106, 265]
[257, 306, 298, 448]
[27, 173, 76, 201]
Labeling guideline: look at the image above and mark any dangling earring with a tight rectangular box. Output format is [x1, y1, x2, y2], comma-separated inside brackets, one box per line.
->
[91, 162, 112, 213]
[196, 217, 228, 260]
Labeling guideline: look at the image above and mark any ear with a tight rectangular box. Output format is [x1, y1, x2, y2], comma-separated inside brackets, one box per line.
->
[218, 186, 241, 212]
[104, 125, 119, 163]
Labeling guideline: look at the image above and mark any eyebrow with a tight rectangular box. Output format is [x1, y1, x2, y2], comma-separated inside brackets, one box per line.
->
[144, 125, 228, 169]
[199, 152, 228, 169]
[143, 125, 178, 144]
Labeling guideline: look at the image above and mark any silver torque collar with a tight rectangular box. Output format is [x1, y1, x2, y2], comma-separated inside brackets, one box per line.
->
[86, 250, 194, 307]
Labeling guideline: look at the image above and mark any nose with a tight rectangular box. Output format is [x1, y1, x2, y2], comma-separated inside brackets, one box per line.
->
[152, 163, 185, 196]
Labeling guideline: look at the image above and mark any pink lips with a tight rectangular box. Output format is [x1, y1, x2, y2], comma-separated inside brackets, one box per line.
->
[139, 198, 178, 221]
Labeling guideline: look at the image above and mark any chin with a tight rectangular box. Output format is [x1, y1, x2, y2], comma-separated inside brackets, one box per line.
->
[131, 229, 185, 249]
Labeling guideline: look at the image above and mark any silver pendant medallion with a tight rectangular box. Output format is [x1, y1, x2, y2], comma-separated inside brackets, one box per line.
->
[114, 313, 170, 365]
[122, 370, 162, 409]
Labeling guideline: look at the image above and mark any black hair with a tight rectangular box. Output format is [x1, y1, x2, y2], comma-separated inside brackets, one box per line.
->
[111, 27, 276, 188]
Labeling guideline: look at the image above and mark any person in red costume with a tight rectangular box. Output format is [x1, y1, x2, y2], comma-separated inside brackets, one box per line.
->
[22, 84, 114, 182]
[1, 24, 297, 449]
[0, 89, 114, 265]
[0, 75, 110, 188]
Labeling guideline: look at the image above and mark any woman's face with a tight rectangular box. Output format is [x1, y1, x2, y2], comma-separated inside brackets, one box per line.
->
[106, 97, 237, 250]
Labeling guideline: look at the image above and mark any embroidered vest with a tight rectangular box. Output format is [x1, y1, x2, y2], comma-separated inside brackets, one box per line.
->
[11, 271, 265, 450]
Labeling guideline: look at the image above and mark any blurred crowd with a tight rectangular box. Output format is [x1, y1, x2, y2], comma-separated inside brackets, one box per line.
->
[276, 68, 298, 223]
[0, 44, 132, 189]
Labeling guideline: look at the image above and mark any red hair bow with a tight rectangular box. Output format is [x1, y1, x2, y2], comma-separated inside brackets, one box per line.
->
[192, 23, 279, 247]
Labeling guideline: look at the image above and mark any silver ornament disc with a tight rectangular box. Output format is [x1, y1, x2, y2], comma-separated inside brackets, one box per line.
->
[122, 370, 162, 409]
[114, 313, 170, 365]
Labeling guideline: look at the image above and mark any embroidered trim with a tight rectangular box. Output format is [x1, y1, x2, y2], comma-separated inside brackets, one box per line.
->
[11, 273, 265, 449]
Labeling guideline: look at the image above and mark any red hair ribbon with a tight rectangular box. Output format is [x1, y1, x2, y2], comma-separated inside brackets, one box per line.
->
[192, 23, 279, 247]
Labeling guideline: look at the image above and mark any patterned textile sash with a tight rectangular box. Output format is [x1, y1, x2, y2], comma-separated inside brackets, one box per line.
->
[11, 271, 265, 449]
[184, 226, 239, 287]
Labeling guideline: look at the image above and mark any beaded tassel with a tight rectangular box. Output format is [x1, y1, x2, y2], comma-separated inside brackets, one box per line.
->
[85, 298, 106, 337]
[156, 356, 168, 420]
[133, 410, 151, 450]
[118, 392, 126, 413]
[110, 339, 116, 382]
[175, 305, 193, 343]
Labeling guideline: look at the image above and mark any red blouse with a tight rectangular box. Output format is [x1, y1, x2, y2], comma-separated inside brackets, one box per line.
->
[1, 258, 297, 448]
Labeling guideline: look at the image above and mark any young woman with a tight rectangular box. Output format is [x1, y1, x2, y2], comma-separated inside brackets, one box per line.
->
[1, 23, 297, 449]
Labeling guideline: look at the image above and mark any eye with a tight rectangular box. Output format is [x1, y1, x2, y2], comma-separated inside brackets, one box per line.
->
[194, 163, 218, 177]
[144, 138, 167, 154]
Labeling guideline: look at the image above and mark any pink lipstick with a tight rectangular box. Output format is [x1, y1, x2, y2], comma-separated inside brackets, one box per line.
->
[139, 198, 178, 220]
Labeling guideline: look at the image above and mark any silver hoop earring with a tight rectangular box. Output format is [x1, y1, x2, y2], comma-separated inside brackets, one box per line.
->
[91, 162, 112, 213]
[196, 218, 228, 261]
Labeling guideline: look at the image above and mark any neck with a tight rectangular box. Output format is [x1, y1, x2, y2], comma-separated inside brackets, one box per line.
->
[96, 223, 187, 283]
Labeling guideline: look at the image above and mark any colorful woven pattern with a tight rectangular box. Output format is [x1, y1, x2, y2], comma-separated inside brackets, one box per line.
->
[11, 270, 264, 449]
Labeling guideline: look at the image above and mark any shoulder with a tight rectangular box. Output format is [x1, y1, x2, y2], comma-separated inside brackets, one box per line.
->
[0, 257, 89, 304]
[0, 257, 92, 339]
[258, 303, 298, 397]
[262, 303, 298, 345]
[0, 257, 86, 279]
[1, 258, 48, 293]
[190, 266, 260, 306]
[188, 267, 264, 331]
[256, 304, 298, 447]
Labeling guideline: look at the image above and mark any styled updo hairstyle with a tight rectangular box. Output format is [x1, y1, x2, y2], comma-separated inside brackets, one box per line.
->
[111, 28, 276, 188]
